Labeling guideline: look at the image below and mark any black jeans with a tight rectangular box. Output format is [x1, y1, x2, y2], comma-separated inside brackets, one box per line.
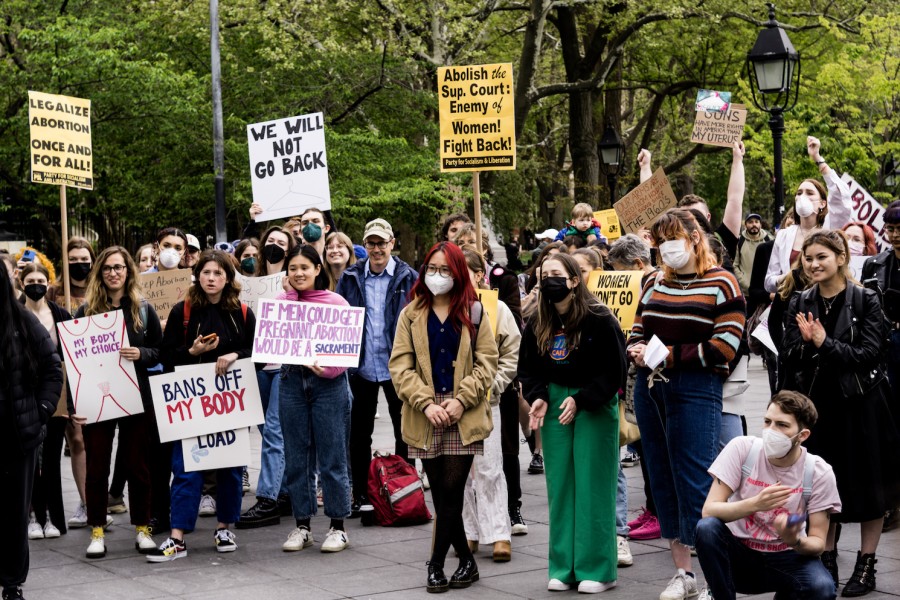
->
[349, 374, 408, 499]
[498, 381, 521, 510]
[32, 417, 67, 532]
[0, 445, 37, 589]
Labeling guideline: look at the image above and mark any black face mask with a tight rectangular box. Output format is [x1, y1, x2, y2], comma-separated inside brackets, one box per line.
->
[302, 223, 322, 242]
[69, 262, 92, 282]
[263, 244, 286, 264]
[24, 283, 48, 302]
[541, 277, 571, 303]
[240, 257, 257, 274]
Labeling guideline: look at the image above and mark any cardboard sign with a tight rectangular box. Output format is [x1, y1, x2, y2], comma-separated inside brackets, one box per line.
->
[593, 209, 622, 241]
[691, 104, 747, 148]
[613, 168, 678, 234]
[28, 91, 93, 190]
[139, 269, 192, 321]
[841, 173, 889, 252]
[236, 271, 285, 315]
[476, 289, 499, 336]
[149, 358, 263, 443]
[57, 311, 143, 423]
[438, 63, 516, 172]
[695, 89, 731, 113]
[252, 298, 365, 367]
[182, 428, 251, 472]
[247, 112, 330, 222]
[586, 271, 644, 337]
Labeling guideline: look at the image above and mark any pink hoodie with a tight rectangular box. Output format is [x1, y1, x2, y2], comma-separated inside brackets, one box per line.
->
[276, 288, 351, 379]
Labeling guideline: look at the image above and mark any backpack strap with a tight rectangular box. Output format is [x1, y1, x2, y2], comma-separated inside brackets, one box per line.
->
[469, 300, 483, 356]
[182, 297, 192, 341]
[742, 437, 764, 478]
[801, 451, 816, 509]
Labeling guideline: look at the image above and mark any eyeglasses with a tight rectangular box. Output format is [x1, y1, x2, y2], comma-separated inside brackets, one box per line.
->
[425, 265, 452, 278]
[101, 265, 127, 274]
[364, 240, 391, 250]
[885, 225, 900, 236]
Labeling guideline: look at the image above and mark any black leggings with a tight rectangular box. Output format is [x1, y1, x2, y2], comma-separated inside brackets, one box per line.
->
[422, 454, 475, 568]
[498, 382, 521, 509]
[32, 417, 67, 532]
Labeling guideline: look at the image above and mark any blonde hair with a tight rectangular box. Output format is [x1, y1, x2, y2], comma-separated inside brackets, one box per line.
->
[461, 246, 489, 290]
[801, 229, 856, 285]
[650, 208, 717, 281]
[324, 231, 357, 291]
[84, 246, 144, 330]
[572, 202, 594, 220]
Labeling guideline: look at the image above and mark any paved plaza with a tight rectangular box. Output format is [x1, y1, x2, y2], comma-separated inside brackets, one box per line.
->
[23, 359, 900, 599]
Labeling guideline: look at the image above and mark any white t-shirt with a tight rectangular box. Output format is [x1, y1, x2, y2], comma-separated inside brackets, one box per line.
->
[708, 436, 841, 552]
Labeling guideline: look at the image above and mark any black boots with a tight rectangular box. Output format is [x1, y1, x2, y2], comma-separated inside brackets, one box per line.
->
[449, 557, 479, 588]
[426, 561, 449, 593]
[235, 497, 281, 529]
[842, 552, 876, 597]
[821, 549, 838, 587]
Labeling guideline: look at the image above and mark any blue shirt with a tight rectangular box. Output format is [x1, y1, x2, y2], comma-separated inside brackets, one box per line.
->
[358, 256, 396, 382]
[427, 310, 460, 394]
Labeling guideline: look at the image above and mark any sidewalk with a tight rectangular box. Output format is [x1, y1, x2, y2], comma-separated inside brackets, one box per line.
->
[24, 358, 900, 598]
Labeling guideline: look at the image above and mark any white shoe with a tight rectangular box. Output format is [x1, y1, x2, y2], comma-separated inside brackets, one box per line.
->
[214, 528, 237, 553]
[579, 580, 617, 593]
[548, 579, 572, 591]
[660, 569, 699, 600]
[282, 527, 314, 552]
[198, 494, 216, 516]
[617, 535, 633, 567]
[103, 514, 115, 530]
[27, 514, 44, 540]
[86, 532, 106, 558]
[419, 470, 430, 490]
[43, 519, 61, 539]
[697, 589, 713, 600]
[135, 529, 156, 553]
[320, 527, 348, 552]
[68, 502, 88, 528]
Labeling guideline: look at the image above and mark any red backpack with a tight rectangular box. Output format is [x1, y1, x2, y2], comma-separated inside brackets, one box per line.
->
[367, 452, 431, 526]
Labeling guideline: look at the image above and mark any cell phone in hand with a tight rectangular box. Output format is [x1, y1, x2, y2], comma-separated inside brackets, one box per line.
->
[200, 333, 218, 344]
[786, 513, 807, 527]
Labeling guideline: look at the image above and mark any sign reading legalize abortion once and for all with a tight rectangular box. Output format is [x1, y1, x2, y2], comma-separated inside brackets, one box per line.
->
[139, 269, 192, 321]
[691, 104, 747, 148]
[438, 63, 516, 172]
[593, 209, 622, 241]
[28, 91, 93, 190]
[235, 271, 285, 316]
[57, 311, 143, 423]
[252, 298, 365, 368]
[149, 359, 263, 443]
[613, 168, 679, 234]
[841, 173, 889, 253]
[247, 112, 330, 222]
[586, 270, 644, 337]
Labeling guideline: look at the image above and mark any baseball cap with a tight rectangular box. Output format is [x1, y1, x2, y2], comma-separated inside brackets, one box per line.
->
[186, 234, 201, 250]
[363, 218, 393, 241]
[745, 213, 762, 223]
[536, 228, 559, 240]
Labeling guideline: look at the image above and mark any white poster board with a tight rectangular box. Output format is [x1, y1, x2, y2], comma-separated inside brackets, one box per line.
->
[751, 306, 778, 356]
[181, 428, 251, 472]
[841, 173, 889, 252]
[236, 271, 284, 315]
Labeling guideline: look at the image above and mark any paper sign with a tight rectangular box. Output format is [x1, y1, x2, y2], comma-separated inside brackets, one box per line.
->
[841, 173, 889, 252]
[149, 358, 263, 443]
[695, 89, 731, 113]
[28, 91, 93, 190]
[750, 306, 778, 356]
[476, 289, 499, 336]
[644, 335, 670, 369]
[252, 298, 365, 367]
[613, 168, 678, 234]
[57, 311, 143, 423]
[139, 269, 192, 321]
[438, 63, 516, 172]
[182, 428, 251, 472]
[691, 104, 747, 148]
[586, 270, 644, 336]
[247, 112, 330, 222]
[849, 255, 867, 281]
[236, 271, 285, 315]
[593, 209, 622, 240]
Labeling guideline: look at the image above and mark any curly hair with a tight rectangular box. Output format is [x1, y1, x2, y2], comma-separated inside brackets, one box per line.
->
[83, 246, 145, 330]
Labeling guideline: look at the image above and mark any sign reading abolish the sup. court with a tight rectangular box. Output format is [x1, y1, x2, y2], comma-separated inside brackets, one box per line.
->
[842, 173, 889, 252]
[613, 168, 678, 234]
[236, 271, 285, 315]
[438, 63, 516, 172]
[252, 298, 365, 367]
[586, 270, 644, 337]
[247, 112, 330, 222]
[139, 269, 192, 321]
[691, 104, 747, 148]
[28, 91, 93, 190]
[149, 358, 263, 443]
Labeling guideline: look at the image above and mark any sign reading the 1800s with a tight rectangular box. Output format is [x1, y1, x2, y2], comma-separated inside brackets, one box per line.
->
[438, 63, 516, 172]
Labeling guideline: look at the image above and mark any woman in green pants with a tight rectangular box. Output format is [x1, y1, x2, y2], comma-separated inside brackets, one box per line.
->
[518, 252, 626, 594]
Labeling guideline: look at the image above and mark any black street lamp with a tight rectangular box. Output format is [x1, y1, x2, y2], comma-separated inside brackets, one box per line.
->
[747, 3, 801, 226]
[598, 125, 625, 203]
[884, 159, 899, 189]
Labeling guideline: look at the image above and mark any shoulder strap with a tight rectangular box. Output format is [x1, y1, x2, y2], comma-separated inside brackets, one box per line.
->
[139, 302, 149, 332]
[742, 437, 764, 478]
[801, 452, 816, 508]
[469, 300, 483, 355]
[182, 297, 191, 341]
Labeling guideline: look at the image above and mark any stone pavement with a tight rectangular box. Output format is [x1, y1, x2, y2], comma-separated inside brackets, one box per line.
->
[24, 358, 900, 599]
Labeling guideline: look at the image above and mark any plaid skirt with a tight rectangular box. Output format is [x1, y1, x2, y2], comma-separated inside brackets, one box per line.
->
[408, 393, 484, 459]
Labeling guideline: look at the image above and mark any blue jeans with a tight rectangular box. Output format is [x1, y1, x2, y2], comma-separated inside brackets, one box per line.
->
[256, 369, 287, 500]
[719, 412, 744, 451]
[616, 463, 629, 536]
[279, 366, 352, 520]
[170, 444, 242, 532]
[633, 369, 722, 547]
[695, 517, 836, 599]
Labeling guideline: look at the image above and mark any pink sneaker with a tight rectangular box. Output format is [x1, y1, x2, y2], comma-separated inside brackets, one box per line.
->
[629, 514, 661, 540]
[626, 507, 651, 531]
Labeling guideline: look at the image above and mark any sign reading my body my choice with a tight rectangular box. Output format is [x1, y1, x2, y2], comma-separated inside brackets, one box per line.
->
[28, 91, 93, 190]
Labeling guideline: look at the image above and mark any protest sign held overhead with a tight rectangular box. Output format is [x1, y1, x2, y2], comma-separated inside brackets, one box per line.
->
[182, 428, 251, 473]
[28, 91, 93, 190]
[57, 311, 143, 423]
[236, 271, 285, 315]
[438, 63, 516, 172]
[842, 173, 889, 252]
[149, 359, 263, 443]
[139, 269, 192, 321]
[247, 112, 330, 222]
[691, 104, 747, 148]
[695, 89, 731, 113]
[252, 298, 365, 368]
[613, 168, 678, 234]
[593, 209, 622, 241]
[586, 271, 644, 337]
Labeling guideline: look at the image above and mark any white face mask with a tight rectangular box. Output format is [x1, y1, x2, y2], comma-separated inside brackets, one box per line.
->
[761, 428, 800, 460]
[158, 248, 182, 269]
[848, 240, 865, 256]
[794, 196, 816, 219]
[424, 272, 454, 296]
[659, 239, 691, 270]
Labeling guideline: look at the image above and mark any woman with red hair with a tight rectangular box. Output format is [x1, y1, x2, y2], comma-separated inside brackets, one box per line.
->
[842, 222, 878, 257]
[390, 242, 499, 593]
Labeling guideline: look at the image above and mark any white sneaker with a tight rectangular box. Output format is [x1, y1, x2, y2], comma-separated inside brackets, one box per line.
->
[320, 527, 348, 552]
[214, 528, 237, 553]
[697, 589, 713, 600]
[103, 514, 115, 530]
[68, 502, 88, 528]
[660, 569, 699, 600]
[548, 579, 572, 591]
[578, 580, 617, 593]
[198, 494, 216, 517]
[617, 535, 633, 567]
[27, 514, 44, 540]
[419, 470, 430, 490]
[43, 519, 61, 539]
[282, 527, 314, 552]
[86, 532, 106, 558]
[135, 529, 156, 553]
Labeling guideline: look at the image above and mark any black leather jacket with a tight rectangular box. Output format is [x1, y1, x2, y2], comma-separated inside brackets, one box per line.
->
[861, 250, 891, 295]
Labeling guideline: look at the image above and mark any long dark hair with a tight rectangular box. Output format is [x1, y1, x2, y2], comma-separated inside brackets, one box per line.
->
[408, 242, 478, 338]
[0, 272, 39, 389]
[284, 244, 331, 291]
[189, 250, 242, 310]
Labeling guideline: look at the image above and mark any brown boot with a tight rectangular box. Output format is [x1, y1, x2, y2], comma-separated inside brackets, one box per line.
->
[493, 540, 511, 562]
[467, 540, 479, 554]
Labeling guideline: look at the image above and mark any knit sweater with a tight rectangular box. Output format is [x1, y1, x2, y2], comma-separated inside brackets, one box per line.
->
[627, 267, 746, 376]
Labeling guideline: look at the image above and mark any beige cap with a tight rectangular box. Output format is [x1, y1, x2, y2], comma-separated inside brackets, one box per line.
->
[363, 218, 393, 241]
[186, 234, 201, 250]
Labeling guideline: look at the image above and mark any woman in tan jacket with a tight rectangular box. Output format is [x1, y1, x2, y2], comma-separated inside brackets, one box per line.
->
[390, 241, 498, 593]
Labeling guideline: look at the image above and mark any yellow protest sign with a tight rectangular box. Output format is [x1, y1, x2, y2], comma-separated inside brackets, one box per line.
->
[28, 91, 93, 190]
[586, 270, 643, 337]
[438, 63, 515, 172]
[691, 104, 747, 148]
[476, 288, 499, 336]
[613, 168, 678, 234]
[593, 209, 622, 241]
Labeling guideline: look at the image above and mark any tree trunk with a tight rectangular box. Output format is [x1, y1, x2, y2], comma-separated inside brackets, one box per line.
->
[568, 89, 599, 207]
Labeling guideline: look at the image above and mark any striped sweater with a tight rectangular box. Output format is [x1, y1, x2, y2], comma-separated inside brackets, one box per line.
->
[627, 267, 746, 376]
